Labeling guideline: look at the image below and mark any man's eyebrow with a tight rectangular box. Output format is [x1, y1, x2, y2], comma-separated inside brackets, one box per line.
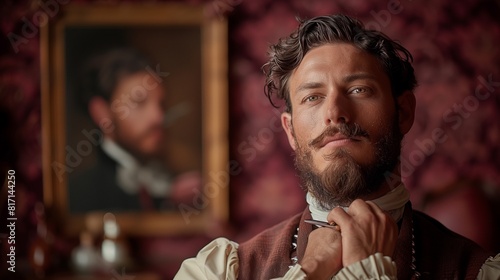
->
[295, 82, 324, 93]
[342, 73, 378, 83]
[295, 73, 378, 93]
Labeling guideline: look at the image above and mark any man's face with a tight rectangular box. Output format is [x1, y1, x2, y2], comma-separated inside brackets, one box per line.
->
[108, 71, 166, 160]
[281, 43, 413, 209]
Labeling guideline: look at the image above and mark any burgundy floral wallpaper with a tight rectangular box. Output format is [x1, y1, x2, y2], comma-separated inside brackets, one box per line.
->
[228, 0, 500, 249]
[1, 0, 499, 278]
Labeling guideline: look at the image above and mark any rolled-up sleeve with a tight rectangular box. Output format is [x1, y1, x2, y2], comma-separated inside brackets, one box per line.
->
[173, 238, 239, 280]
[476, 253, 500, 280]
[333, 253, 397, 280]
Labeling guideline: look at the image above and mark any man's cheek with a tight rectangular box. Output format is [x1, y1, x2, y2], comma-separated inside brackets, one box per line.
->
[311, 152, 328, 171]
[353, 143, 377, 164]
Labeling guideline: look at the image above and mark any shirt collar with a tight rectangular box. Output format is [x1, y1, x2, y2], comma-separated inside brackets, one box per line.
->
[307, 184, 410, 223]
[100, 138, 171, 197]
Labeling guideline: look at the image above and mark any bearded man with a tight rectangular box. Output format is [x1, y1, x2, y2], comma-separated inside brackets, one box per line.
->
[174, 14, 499, 279]
[69, 49, 200, 213]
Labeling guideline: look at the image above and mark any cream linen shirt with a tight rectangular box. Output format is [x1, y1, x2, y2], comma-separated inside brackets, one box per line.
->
[174, 238, 500, 279]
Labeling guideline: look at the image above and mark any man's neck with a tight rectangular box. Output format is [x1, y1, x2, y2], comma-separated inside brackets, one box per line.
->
[307, 183, 410, 223]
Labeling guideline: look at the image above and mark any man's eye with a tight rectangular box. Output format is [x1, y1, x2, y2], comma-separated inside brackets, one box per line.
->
[304, 95, 320, 103]
[350, 87, 370, 94]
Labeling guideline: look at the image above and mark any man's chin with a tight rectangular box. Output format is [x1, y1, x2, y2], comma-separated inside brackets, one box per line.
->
[321, 148, 379, 169]
[141, 136, 164, 152]
[315, 150, 353, 169]
[134, 144, 163, 160]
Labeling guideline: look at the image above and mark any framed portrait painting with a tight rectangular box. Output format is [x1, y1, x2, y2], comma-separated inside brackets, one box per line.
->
[41, 3, 228, 236]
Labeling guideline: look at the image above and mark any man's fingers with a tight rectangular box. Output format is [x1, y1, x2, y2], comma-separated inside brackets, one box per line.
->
[365, 200, 385, 214]
[326, 206, 349, 229]
[327, 199, 372, 225]
[347, 199, 374, 216]
[326, 199, 394, 231]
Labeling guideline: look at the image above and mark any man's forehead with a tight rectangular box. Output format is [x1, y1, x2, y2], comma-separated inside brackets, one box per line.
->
[111, 71, 165, 97]
[296, 44, 380, 73]
[289, 43, 387, 89]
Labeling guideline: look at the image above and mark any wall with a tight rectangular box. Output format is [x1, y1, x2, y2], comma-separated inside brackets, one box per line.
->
[227, 0, 500, 248]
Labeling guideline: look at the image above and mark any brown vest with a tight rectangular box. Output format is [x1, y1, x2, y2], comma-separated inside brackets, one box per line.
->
[238, 203, 492, 279]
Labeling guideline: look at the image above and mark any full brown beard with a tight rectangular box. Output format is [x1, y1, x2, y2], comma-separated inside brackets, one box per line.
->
[114, 122, 165, 161]
[293, 118, 402, 210]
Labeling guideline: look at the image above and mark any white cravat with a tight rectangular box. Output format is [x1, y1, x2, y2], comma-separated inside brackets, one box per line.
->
[306, 184, 410, 223]
[101, 138, 171, 197]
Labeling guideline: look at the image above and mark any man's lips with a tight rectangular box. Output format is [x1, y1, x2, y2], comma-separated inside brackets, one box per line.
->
[308, 123, 369, 149]
[318, 134, 361, 148]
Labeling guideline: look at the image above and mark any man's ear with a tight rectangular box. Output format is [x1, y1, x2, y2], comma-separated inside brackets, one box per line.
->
[281, 112, 297, 151]
[397, 90, 416, 135]
[88, 96, 113, 134]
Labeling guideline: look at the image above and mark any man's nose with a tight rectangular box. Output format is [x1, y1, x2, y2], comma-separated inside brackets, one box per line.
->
[149, 102, 165, 124]
[324, 92, 351, 125]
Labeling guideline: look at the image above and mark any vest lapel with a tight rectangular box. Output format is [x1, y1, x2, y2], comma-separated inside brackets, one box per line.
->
[394, 203, 414, 279]
[297, 208, 313, 260]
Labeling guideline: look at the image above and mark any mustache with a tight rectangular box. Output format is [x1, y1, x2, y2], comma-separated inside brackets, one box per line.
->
[309, 123, 369, 149]
[137, 124, 164, 141]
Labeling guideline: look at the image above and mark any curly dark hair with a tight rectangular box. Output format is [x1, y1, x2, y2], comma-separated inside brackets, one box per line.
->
[80, 48, 151, 105]
[263, 14, 417, 113]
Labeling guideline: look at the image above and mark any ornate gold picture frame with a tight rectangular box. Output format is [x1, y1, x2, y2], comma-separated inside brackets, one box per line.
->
[41, 3, 228, 236]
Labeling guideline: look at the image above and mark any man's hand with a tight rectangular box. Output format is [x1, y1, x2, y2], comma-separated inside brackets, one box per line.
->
[328, 199, 398, 267]
[300, 227, 343, 279]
